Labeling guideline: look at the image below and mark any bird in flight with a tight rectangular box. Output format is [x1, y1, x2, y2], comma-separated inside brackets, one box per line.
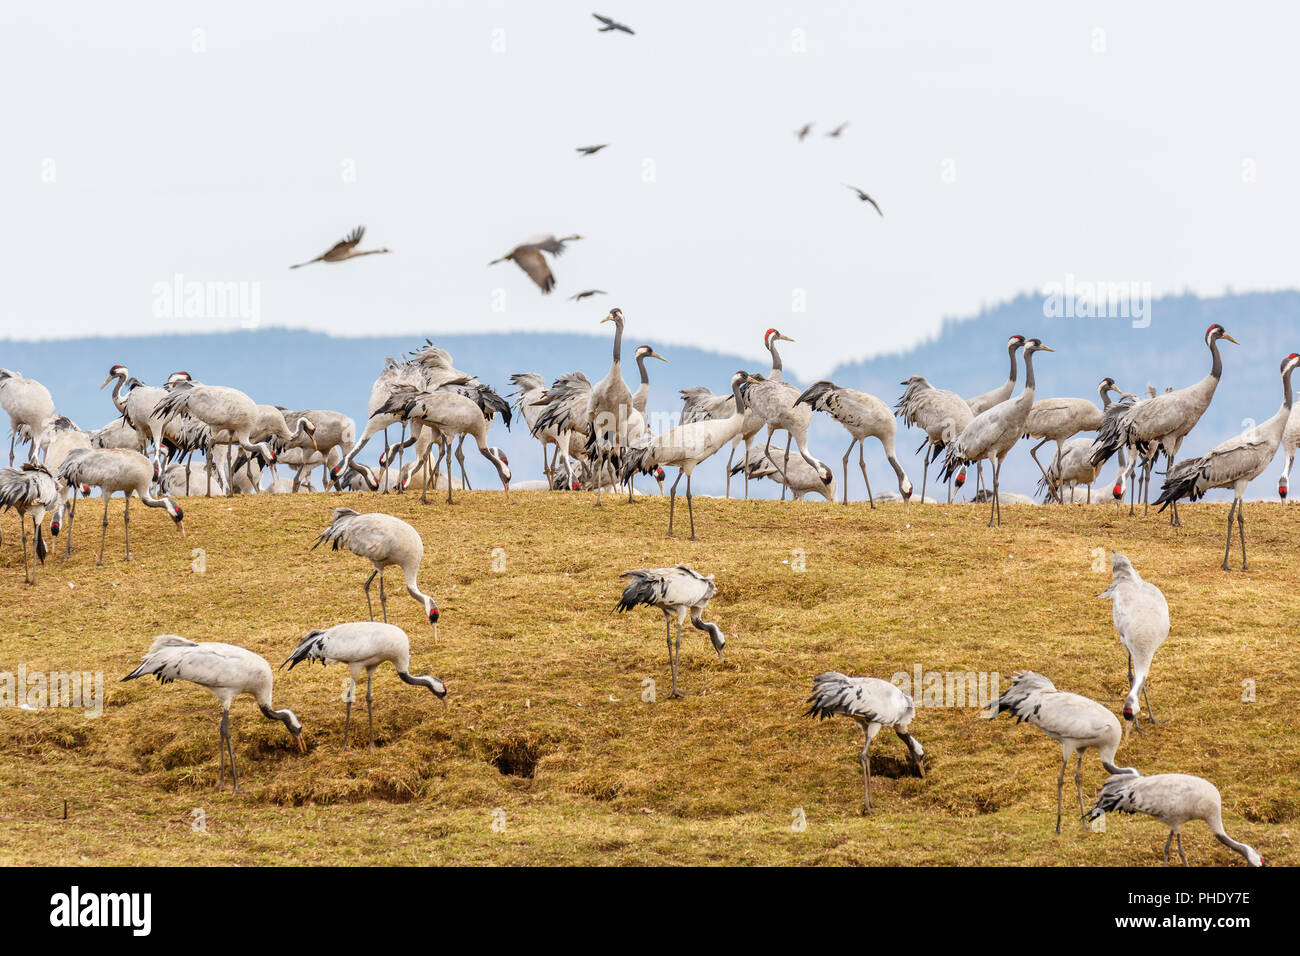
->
[843, 184, 883, 216]
[795, 123, 814, 141]
[576, 144, 609, 156]
[290, 226, 391, 269]
[489, 234, 583, 294]
[569, 289, 607, 302]
[826, 122, 849, 138]
[593, 13, 634, 34]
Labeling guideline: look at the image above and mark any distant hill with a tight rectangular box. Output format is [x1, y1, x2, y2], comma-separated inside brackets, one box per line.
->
[3, 290, 1298, 499]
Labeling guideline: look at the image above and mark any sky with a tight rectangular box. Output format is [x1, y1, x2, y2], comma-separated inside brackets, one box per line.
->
[3, 1, 1299, 378]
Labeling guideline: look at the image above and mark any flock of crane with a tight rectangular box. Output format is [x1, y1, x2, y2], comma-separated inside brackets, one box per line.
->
[0, 308, 1292, 866]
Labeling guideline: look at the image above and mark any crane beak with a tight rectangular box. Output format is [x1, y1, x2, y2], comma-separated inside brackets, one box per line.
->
[99, 376, 113, 390]
[779, 334, 796, 342]
[1038, 345, 1055, 352]
[600, 315, 614, 324]
[651, 352, 667, 362]
[1222, 333, 1240, 345]
[294, 733, 307, 753]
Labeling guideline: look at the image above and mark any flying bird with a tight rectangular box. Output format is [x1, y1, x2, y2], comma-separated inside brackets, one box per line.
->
[844, 184, 883, 216]
[826, 122, 849, 138]
[795, 123, 813, 141]
[569, 289, 607, 302]
[489, 234, 582, 294]
[576, 144, 609, 156]
[593, 13, 634, 34]
[290, 226, 391, 269]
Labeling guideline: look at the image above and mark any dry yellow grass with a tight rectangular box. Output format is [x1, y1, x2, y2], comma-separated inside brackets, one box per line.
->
[0, 489, 1295, 866]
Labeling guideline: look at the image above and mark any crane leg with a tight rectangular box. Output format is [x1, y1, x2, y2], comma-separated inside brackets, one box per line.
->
[378, 568, 388, 623]
[1237, 499, 1248, 571]
[1074, 752, 1086, 825]
[342, 690, 353, 752]
[445, 442, 455, 505]
[842, 443, 853, 505]
[396, 424, 406, 491]
[123, 496, 131, 561]
[1222, 500, 1237, 571]
[7, 432, 13, 467]
[363, 569, 378, 621]
[686, 473, 696, 540]
[217, 708, 227, 789]
[668, 619, 683, 699]
[858, 441, 873, 508]
[667, 470, 683, 536]
[1028, 439, 1053, 496]
[366, 671, 377, 749]
[456, 436, 471, 490]
[860, 731, 873, 814]
[1142, 682, 1156, 724]
[1176, 832, 1188, 866]
[1164, 831, 1174, 865]
[98, 491, 110, 567]
[1056, 755, 1067, 834]
[19, 516, 31, 584]
[724, 446, 735, 499]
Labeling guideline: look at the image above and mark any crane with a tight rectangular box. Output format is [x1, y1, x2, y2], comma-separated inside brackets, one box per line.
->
[1098, 552, 1169, 734]
[983, 670, 1138, 832]
[796, 380, 912, 506]
[54, 448, 184, 565]
[963, 335, 1027, 494]
[0, 368, 56, 466]
[895, 375, 974, 503]
[122, 635, 305, 792]
[1023, 377, 1120, 495]
[1087, 773, 1262, 867]
[0, 463, 60, 583]
[290, 225, 390, 269]
[488, 234, 582, 293]
[1155, 353, 1299, 569]
[283, 621, 446, 750]
[804, 672, 925, 813]
[615, 566, 725, 699]
[312, 507, 440, 633]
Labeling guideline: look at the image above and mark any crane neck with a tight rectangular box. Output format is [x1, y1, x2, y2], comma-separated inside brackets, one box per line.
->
[635, 353, 651, 386]
[731, 377, 749, 416]
[768, 340, 784, 377]
[1099, 383, 1113, 408]
[1208, 336, 1223, 381]
[1006, 345, 1019, 385]
[1022, 349, 1037, 395]
[1283, 363, 1295, 412]
[610, 317, 624, 367]
[109, 375, 127, 414]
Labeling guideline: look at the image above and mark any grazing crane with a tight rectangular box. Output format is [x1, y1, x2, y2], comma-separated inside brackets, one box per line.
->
[152, 381, 277, 496]
[895, 375, 973, 502]
[964, 335, 1027, 493]
[1086, 773, 1262, 867]
[0, 368, 56, 465]
[1097, 552, 1169, 735]
[122, 635, 306, 792]
[0, 463, 59, 583]
[804, 672, 925, 813]
[1276, 404, 1299, 499]
[312, 508, 440, 633]
[1155, 353, 1299, 569]
[488, 234, 582, 293]
[729, 445, 836, 501]
[621, 372, 756, 538]
[983, 670, 1138, 833]
[279, 409, 352, 490]
[796, 380, 912, 506]
[1093, 325, 1238, 523]
[290, 225, 390, 269]
[283, 622, 446, 750]
[55, 448, 184, 565]
[941, 338, 1053, 526]
[615, 566, 725, 699]
[1023, 377, 1119, 493]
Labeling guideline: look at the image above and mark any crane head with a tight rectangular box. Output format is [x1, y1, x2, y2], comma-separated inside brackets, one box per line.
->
[1024, 338, 1053, 353]
[425, 597, 440, 634]
[1007, 334, 1026, 350]
[1206, 324, 1238, 347]
[636, 345, 667, 362]
[765, 328, 794, 345]
[100, 365, 127, 389]
[601, 308, 624, 324]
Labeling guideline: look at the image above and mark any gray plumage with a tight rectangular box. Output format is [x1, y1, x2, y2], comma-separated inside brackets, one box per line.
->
[0, 463, 60, 582]
[895, 375, 975, 502]
[121, 635, 305, 791]
[488, 234, 581, 293]
[284, 621, 446, 750]
[55, 447, 184, 565]
[1087, 773, 1262, 867]
[804, 672, 925, 813]
[1155, 353, 1298, 568]
[1098, 552, 1169, 732]
[616, 566, 725, 699]
[984, 670, 1138, 832]
[0, 368, 56, 466]
[313, 507, 440, 631]
[796, 380, 911, 506]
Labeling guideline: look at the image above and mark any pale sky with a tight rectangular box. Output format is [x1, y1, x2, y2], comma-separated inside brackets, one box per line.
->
[3, 1, 1298, 378]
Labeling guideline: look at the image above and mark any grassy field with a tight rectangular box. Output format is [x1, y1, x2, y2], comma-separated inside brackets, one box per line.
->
[0, 488, 1294, 866]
